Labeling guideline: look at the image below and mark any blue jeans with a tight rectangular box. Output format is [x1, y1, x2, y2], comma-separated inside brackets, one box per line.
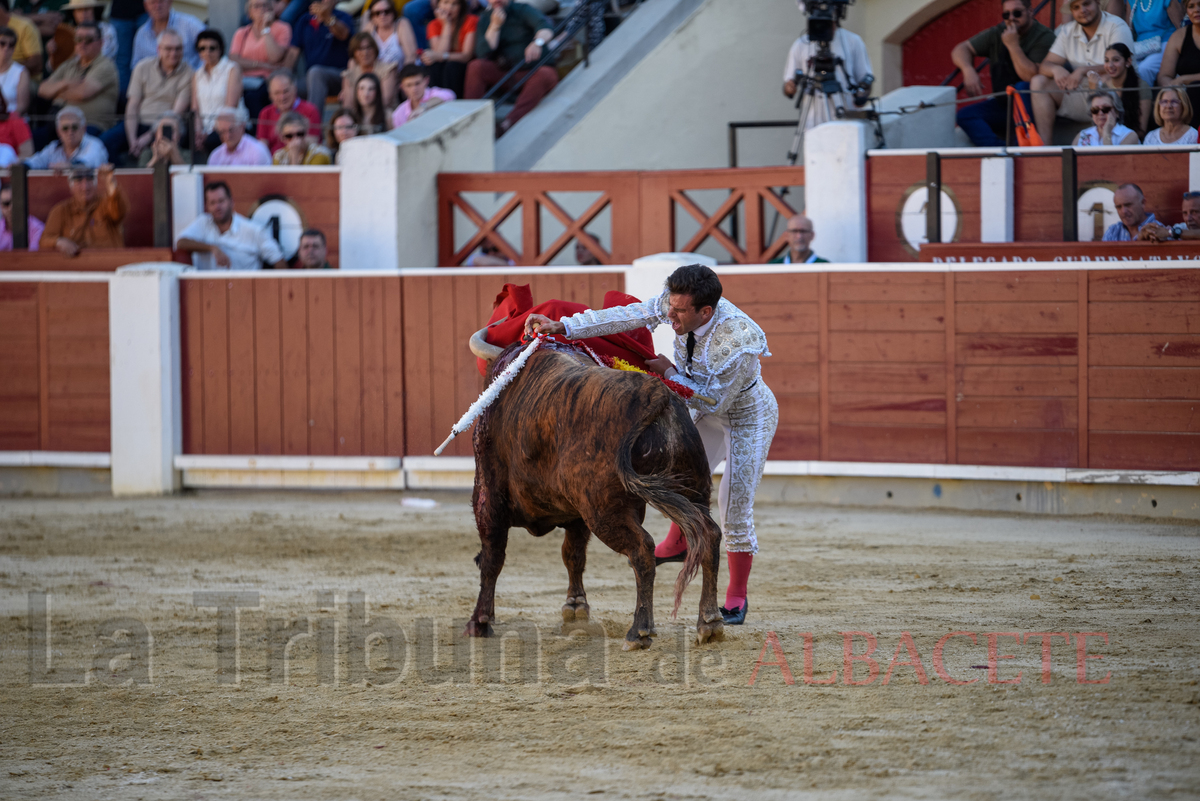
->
[111, 14, 148, 96]
[281, 0, 308, 25]
[404, 0, 433, 50]
[957, 81, 1029, 147]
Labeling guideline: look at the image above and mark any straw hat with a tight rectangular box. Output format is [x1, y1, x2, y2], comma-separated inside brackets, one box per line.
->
[62, 0, 108, 10]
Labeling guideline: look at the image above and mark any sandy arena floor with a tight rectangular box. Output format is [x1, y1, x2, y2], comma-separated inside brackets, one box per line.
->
[1, 491, 1198, 800]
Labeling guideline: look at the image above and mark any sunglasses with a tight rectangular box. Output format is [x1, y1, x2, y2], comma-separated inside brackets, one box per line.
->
[0, 200, 11, 208]
[1090, 105, 1114, 115]
[197, 44, 220, 52]
[1001, 9, 1025, 19]
[370, 8, 392, 14]
[281, 131, 305, 140]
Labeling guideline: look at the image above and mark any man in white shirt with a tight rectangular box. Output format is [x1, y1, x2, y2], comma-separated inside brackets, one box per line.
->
[176, 181, 286, 270]
[1030, 0, 1133, 143]
[782, 22, 874, 129]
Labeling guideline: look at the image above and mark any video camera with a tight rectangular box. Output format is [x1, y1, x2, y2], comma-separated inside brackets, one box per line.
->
[804, 0, 854, 44]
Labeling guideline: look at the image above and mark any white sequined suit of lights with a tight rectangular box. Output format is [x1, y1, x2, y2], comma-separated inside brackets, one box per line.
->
[560, 290, 778, 554]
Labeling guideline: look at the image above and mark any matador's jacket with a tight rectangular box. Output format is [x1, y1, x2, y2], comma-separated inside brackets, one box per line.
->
[559, 290, 779, 554]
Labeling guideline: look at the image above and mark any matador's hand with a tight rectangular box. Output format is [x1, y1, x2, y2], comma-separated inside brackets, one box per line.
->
[523, 313, 563, 339]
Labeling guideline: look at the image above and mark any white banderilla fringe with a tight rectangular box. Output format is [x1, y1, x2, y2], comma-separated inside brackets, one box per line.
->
[433, 335, 544, 456]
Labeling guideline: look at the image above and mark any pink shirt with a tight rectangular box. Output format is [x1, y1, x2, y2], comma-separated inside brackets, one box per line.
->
[391, 86, 456, 127]
[0, 213, 46, 251]
[206, 134, 272, 166]
[230, 22, 293, 79]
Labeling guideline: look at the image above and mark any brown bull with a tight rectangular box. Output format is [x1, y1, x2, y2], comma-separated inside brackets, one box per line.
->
[466, 334, 725, 649]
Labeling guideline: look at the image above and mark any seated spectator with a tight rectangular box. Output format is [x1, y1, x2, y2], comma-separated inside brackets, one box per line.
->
[272, 109, 331, 163]
[392, 63, 453, 126]
[1, 181, 45, 249]
[145, 111, 184, 165]
[64, 0, 116, 61]
[228, 0, 292, 123]
[1031, 0, 1133, 143]
[1139, 189, 1200, 239]
[365, 0, 417, 67]
[1144, 85, 1198, 142]
[40, 164, 129, 254]
[1127, 0, 1183, 86]
[192, 29, 244, 156]
[952, 0, 1055, 146]
[350, 72, 390, 132]
[0, 85, 33, 157]
[37, 22, 119, 133]
[1073, 90, 1141, 143]
[324, 104, 357, 162]
[769, 213, 829, 263]
[466, 238, 513, 266]
[101, 28, 192, 165]
[176, 180, 287, 270]
[1086, 43, 1152, 139]
[286, 0, 353, 120]
[341, 31, 397, 110]
[574, 239, 600, 266]
[206, 105, 271, 164]
[0, 4, 43, 78]
[258, 69, 320, 154]
[419, 0, 477, 99]
[1157, 0, 1200, 113]
[0, 24, 30, 116]
[27, 105, 107, 168]
[293, 227, 332, 267]
[132, 0, 204, 70]
[1103, 182, 1158, 240]
[465, 0, 557, 135]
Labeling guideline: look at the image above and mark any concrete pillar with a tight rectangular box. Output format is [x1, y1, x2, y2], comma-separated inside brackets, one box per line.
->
[804, 122, 868, 263]
[109, 263, 184, 496]
[339, 100, 494, 270]
[628, 252, 717, 357]
[1190, 151, 1200, 192]
[171, 169, 204, 251]
[980, 157, 1014, 243]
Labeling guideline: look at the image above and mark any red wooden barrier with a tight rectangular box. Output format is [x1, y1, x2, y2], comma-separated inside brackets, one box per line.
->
[0, 248, 175, 271]
[921, 242, 1200, 262]
[0, 280, 110, 451]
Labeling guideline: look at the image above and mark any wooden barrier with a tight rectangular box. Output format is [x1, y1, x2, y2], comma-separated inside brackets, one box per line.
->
[0, 248, 175, 272]
[0, 279, 110, 451]
[437, 168, 804, 266]
[177, 266, 1197, 470]
[921, 242, 1200, 262]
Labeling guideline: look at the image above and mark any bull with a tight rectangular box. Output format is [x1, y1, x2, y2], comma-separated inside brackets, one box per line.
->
[465, 330, 725, 649]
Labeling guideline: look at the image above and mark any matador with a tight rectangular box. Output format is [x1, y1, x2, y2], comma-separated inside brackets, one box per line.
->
[524, 264, 777, 625]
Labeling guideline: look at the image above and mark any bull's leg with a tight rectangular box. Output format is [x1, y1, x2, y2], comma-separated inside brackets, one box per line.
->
[591, 514, 657, 650]
[466, 524, 508, 637]
[696, 516, 725, 645]
[561, 521, 591, 622]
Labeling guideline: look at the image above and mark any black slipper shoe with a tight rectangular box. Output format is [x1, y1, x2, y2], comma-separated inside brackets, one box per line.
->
[720, 600, 748, 625]
[654, 550, 688, 566]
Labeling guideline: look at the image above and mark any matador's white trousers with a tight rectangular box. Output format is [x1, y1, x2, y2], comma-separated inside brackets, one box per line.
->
[693, 381, 778, 554]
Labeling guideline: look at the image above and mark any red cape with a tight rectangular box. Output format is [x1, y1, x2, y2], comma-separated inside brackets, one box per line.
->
[477, 284, 656, 376]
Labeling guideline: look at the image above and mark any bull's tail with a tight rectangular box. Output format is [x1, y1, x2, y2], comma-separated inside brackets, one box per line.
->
[615, 394, 719, 618]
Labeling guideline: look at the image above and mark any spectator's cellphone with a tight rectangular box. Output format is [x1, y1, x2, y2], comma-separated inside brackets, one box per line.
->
[162, 124, 175, 141]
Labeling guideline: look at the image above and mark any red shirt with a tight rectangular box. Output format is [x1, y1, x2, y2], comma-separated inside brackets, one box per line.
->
[257, 98, 322, 155]
[426, 14, 478, 53]
[0, 115, 32, 152]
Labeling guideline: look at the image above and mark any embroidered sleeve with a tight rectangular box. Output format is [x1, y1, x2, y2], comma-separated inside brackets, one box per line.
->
[560, 291, 668, 339]
[689, 317, 770, 417]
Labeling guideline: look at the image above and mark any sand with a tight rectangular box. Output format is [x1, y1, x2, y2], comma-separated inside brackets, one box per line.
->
[1, 491, 1198, 800]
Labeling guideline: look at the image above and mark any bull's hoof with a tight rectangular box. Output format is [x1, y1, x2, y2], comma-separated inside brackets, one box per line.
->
[622, 635, 653, 651]
[464, 616, 494, 638]
[561, 597, 590, 622]
[697, 619, 725, 644]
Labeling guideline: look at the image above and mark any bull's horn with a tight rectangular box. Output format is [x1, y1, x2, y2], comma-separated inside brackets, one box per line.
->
[469, 318, 506, 361]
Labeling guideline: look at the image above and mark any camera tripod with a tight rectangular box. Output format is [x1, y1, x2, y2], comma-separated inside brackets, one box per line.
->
[785, 49, 850, 165]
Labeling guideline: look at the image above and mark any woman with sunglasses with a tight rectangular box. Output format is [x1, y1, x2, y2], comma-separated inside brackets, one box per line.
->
[0, 27, 29, 117]
[349, 71, 391, 133]
[272, 110, 332, 164]
[1073, 90, 1141, 145]
[1158, 0, 1200, 114]
[323, 105, 358, 163]
[341, 31, 398, 110]
[1087, 44, 1152, 141]
[366, 0, 417, 67]
[192, 30, 244, 156]
[1143, 85, 1199, 143]
[419, 0, 476, 99]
